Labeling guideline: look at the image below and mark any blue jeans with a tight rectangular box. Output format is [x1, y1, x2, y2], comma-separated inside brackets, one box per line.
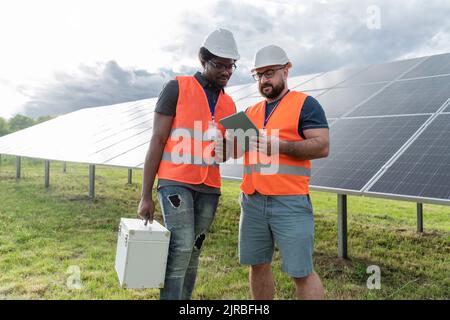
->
[157, 186, 219, 300]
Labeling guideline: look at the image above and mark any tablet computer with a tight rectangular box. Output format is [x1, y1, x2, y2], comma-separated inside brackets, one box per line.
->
[219, 111, 259, 152]
[219, 111, 258, 132]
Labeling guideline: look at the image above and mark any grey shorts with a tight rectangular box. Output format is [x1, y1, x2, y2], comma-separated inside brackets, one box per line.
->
[238, 192, 315, 278]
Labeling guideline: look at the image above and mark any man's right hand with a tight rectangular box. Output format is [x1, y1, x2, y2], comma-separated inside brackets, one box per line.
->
[137, 196, 155, 225]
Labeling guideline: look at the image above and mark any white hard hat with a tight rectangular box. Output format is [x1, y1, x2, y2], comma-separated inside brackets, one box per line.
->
[203, 28, 240, 60]
[252, 45, 292, 72]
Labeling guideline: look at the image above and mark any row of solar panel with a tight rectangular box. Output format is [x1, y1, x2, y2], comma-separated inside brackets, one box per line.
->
[1, 99, 447, 202]
[221, 113, 450, 202]
[232, 67, 450, 119]
[0, 53, 448, 204]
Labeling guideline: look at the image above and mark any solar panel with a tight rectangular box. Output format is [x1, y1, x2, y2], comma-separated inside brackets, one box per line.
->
[295, 67, 367, 91]
[401, 53, 450, 79]
[314, 83, 386, 118]
[235, 96, 265, 112]
[288, 73, 322, 89]
[226, 83, 253, 94]
[100, 135, 151, 168]
[220, 157, 244, 180]
[367, 114, 450, 201]
[228, 83, 259, 102]
[310, 115, 430, 191]
[0, 99, 154, 165]
[339, 57, 424, 86]
[304, 90, 326, 98]
[348, 76, 450, 117]
[92, 110, 153, 143]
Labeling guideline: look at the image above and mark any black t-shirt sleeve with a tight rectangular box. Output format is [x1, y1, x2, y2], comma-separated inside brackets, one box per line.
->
[154, 80, 179, 116]
[298, 96, 329, 138]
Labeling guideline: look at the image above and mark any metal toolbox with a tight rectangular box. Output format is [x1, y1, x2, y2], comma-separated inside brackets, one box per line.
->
[115, 218, 170, 289]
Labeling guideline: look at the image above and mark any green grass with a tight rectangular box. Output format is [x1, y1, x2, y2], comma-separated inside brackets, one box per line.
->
[0, 155, 449, 300]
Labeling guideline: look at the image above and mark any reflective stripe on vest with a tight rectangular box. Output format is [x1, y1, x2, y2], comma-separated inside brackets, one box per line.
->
[161, 152, 220, 168]
[243, 164, 310, 176]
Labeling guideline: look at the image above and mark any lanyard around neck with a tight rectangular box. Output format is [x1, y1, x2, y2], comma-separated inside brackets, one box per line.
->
[264, 90, 290, 126]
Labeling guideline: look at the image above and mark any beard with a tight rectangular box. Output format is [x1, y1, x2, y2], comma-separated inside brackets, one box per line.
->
[259, 81, 285, 99]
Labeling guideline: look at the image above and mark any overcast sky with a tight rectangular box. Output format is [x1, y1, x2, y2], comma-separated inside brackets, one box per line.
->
[1, 0, 449, 119]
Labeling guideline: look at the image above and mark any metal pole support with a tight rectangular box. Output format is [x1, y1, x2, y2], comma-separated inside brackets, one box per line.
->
[338, 194, 348, 259]
[45, 160, 50, 188]
[89, 164, 95, 199]
[16, 156, 22, 179]
[417, 203, 423, 233]
[128, 169, 132, 185]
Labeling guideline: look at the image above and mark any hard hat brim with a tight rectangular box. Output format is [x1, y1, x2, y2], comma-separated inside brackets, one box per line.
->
[208, 48, 240, 60]
[251, 61, 292, 73]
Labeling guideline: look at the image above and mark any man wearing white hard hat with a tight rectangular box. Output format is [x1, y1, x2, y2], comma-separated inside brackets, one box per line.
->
[137, 28, 239, 300]
[236, 45, 329, 299]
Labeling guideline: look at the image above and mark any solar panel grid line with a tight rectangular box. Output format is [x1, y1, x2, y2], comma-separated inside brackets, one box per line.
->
[364, 113, 450, 202]
[314, 83, 388, 119]
[91, 108, 152, 140]
[92, 113, 153, 144]
[103, 144, 149, 168]
[305, 65, 371, 91]
[348, 76, 450, 117]
[226, 83, 253, 94]
[91, 106, 151, 129]
[401, 52, 450, 79]
[337, 57, 426, 86]
[310, 115, 429, 191]
[100, 140, 151, 165]
[289, 72, 325, 90]
[360, 108, 447, 193]
[90, 104, 149, 137]
[396, 72, 450, 82]
[342, 113, 435, 120]
[228, 83, 260, 102]
[92, 114, 153, 142]
[90, 127, 152, 155]
[91, 128, 152, 162]
[335, 56, 428, 121]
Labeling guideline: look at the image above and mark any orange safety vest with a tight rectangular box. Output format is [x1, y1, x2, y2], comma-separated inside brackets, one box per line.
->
[157, 76, 236, 188]
[240, 91, 311, 195]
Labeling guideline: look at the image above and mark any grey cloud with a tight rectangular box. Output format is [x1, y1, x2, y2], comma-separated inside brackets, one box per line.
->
[21, 0, 450, 118]
[163, 0, 450, 79]
[22, 61, 196, 118]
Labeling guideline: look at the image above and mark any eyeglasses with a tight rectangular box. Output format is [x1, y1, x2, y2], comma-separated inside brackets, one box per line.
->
[208, 60, 237, 72]
[252, 65, 287, 81]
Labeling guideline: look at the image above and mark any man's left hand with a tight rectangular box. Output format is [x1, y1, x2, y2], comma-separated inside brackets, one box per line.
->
[250, 130, 281, 156]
